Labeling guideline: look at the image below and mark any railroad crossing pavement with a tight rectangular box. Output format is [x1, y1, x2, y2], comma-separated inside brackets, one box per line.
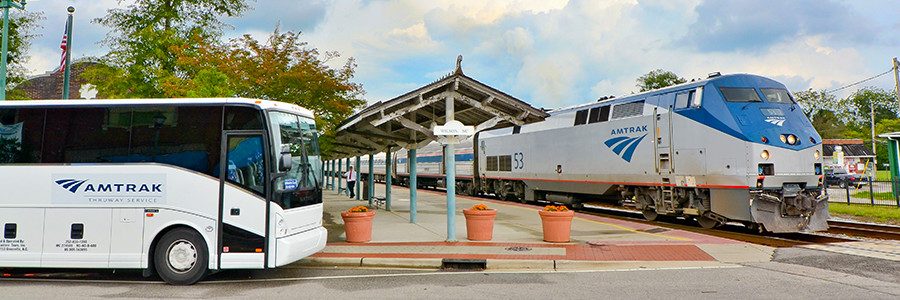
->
[298, 183, 775, 270]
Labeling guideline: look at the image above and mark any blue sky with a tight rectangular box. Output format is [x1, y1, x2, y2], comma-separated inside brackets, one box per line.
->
[19, 0, 900, 109]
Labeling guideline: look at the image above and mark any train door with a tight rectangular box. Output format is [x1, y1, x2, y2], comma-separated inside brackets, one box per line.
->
[652, 95, 674, 174]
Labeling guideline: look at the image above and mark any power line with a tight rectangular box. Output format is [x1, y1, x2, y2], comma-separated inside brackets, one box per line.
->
[825, 68, 895, 94]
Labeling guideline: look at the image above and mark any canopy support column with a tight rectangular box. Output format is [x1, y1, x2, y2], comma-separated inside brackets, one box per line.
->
[409, 148, 417, 223]
[385, 149, 393, 211]
[368, 153, 375, 207]
[337, 158, 343, 194]
[445, 95, 457, 242]
[355, 156, 361, 200]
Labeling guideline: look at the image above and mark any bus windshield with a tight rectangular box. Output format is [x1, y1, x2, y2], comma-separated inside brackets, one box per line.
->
[269, 111, 323, 209]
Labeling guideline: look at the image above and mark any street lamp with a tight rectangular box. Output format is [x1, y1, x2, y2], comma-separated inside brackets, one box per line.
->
[0, 0, 26, 101]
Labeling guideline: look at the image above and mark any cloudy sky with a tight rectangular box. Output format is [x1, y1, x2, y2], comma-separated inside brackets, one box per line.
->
[19, 0, 900, 109]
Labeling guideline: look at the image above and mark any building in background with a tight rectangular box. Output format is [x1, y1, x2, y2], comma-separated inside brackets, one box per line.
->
[822, 139, 875, 173]
[14, 59, 99, 100]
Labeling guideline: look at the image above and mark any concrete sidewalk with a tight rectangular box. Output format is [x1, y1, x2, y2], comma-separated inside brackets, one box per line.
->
[296, 183, 774, 270]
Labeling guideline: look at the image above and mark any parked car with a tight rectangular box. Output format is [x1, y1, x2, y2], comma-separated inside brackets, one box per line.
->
[824, 168, 867, 188]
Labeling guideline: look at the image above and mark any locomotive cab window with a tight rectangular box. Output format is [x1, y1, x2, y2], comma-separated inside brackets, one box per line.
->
[674, 91, 696, 109]
[720, 88, 761, 102]
[760, 88, 794, 104]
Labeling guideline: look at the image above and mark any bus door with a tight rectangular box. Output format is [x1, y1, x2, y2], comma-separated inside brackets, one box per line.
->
[218, 132, 269, 269]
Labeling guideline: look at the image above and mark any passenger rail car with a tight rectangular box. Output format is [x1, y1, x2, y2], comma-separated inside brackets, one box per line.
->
[362, 74, 828, 233]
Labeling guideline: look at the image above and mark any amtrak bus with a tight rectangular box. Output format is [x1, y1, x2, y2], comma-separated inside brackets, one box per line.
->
[0, 98, 327, 284]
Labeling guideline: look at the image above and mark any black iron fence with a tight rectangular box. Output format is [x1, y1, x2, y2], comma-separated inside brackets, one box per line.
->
[826, 178, 900, 207]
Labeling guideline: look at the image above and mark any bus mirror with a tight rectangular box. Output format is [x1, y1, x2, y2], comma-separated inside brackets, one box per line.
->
[279, 153, 293, 172]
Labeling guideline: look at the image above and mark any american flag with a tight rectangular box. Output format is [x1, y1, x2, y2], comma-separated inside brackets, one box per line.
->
[55, 18, 71, 74]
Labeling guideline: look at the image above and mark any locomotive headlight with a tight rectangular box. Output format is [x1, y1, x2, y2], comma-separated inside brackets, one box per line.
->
[760, 150, 770, 160]
[787, 134, 797, 145]
[814, 150, 820, 160]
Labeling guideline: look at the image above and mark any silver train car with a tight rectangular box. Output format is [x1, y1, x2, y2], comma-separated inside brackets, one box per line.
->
[362, 73, 828, 233]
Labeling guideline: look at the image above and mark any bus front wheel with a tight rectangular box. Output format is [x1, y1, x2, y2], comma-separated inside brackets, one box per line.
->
[154, 227, 209, 285]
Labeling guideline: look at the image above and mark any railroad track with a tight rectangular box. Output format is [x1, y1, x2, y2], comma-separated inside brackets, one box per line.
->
[826, 220, 900, 241]
[576, 204, 854, 248]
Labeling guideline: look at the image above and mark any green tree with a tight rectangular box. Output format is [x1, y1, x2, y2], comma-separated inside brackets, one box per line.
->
[810, 109, 848, 139]
[84, 0, 250, 98]
[172, 27, 366, 154]
[3, 11, 42, 99]
[842, 88, 898, 126]
[794, 89, 838, 120]
[636, 69, 686, 92]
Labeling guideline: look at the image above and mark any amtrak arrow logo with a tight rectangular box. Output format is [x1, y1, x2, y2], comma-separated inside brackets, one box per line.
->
[604, 134, 647, 162]
[55, 179, 88, 194]
[765, 116, 785, 126]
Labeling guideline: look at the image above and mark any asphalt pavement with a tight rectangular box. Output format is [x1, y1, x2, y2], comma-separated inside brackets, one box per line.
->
[1, 250, 898, 299]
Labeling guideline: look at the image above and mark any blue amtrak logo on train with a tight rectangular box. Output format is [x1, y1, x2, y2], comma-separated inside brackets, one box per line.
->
[604, 125, 648, 163]
[55, 179, 164, 194]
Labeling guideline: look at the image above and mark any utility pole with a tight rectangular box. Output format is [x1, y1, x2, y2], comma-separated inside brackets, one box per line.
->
[61, 6, 74, 99]
[893, 57, 900, 110]
[871, 100, 877, 174]
[0, 0, 27, 101]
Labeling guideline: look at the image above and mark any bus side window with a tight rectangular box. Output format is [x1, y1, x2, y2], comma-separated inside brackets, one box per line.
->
[0, 108, 44, 164]
[225, 106, 264, 130]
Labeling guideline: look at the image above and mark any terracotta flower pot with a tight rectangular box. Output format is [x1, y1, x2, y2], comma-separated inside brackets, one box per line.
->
[341, 210, 376, 243]
[539, 210, 574, 243]
[463, 209, 497, 241]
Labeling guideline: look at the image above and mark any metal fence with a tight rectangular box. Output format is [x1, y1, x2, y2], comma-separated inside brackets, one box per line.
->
[826, 178, 900, 207]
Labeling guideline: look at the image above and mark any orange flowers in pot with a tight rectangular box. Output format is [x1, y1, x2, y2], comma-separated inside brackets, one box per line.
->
[341, 205, 375, 243]
[539, 205, 574, 243]
[463, 203, 497, 241]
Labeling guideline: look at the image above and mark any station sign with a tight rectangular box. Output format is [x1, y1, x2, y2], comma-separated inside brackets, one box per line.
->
[434, 120, 474, 145]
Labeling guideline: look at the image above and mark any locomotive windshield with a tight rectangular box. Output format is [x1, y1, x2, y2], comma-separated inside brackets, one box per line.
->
[720, 87, 761, 102]
[760, 88, 794, 104]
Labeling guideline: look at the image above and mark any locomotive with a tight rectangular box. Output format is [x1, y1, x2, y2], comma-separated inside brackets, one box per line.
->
[363, 73, 828, 233]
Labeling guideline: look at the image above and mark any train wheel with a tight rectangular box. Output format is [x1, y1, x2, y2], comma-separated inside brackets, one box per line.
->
[696, 216, 720, 229]
[642, 208, 658, 221]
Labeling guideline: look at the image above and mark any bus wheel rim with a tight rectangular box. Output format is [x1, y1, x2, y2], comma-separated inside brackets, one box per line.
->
[167, 239, 198, 273]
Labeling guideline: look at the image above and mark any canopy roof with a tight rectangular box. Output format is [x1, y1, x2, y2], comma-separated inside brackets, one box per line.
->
[330, 58, 549, 158]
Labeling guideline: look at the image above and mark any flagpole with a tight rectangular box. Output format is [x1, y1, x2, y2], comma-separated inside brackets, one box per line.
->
[61, 6, 74, 99]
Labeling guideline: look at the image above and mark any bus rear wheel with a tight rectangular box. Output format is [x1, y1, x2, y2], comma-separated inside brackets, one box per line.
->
[154, 227, 209, 285]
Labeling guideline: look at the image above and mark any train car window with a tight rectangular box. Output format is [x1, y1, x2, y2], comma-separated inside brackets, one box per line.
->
[588, 107, 601, 123]
[611, 101, 645, 119]
[512, 126, 521, 134]
[760, 88, 794, 104]
[499, 155, 512, 172]
[720, 88, 761, 102]
[574, 110, 588, 125]
[486, 156, 498, 171]
[598, 105, 610, 122]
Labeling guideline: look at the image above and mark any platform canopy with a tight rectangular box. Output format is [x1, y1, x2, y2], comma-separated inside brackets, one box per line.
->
[330, 57, 549, 158]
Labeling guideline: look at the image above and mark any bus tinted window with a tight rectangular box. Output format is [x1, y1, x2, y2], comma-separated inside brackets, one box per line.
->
[225, 106, 264, 130]
[42, 108, 132, 164]
[0, 108, 44, 163]
[270, 111, 322, 209]
[127, 106, 222, 176]
[760, 88, 794, 104]
[720, 88, 761, 102]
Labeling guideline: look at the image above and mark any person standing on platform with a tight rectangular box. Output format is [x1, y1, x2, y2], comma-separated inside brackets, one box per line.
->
[345, 166, 356, 198]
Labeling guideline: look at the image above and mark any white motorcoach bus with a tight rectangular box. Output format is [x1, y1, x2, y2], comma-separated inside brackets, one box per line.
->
[0, 98, 327, 284]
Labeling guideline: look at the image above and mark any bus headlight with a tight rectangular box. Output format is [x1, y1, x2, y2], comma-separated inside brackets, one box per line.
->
[814, 150, 820, 160]
[780, 135, 787, 143]
[760, 150, 770, 160]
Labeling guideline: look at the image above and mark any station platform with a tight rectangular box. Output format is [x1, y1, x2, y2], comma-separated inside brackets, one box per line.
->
[297, 183, 774, 270]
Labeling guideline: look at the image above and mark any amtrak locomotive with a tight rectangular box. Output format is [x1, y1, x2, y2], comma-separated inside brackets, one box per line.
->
[364, 73, 828, 233]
